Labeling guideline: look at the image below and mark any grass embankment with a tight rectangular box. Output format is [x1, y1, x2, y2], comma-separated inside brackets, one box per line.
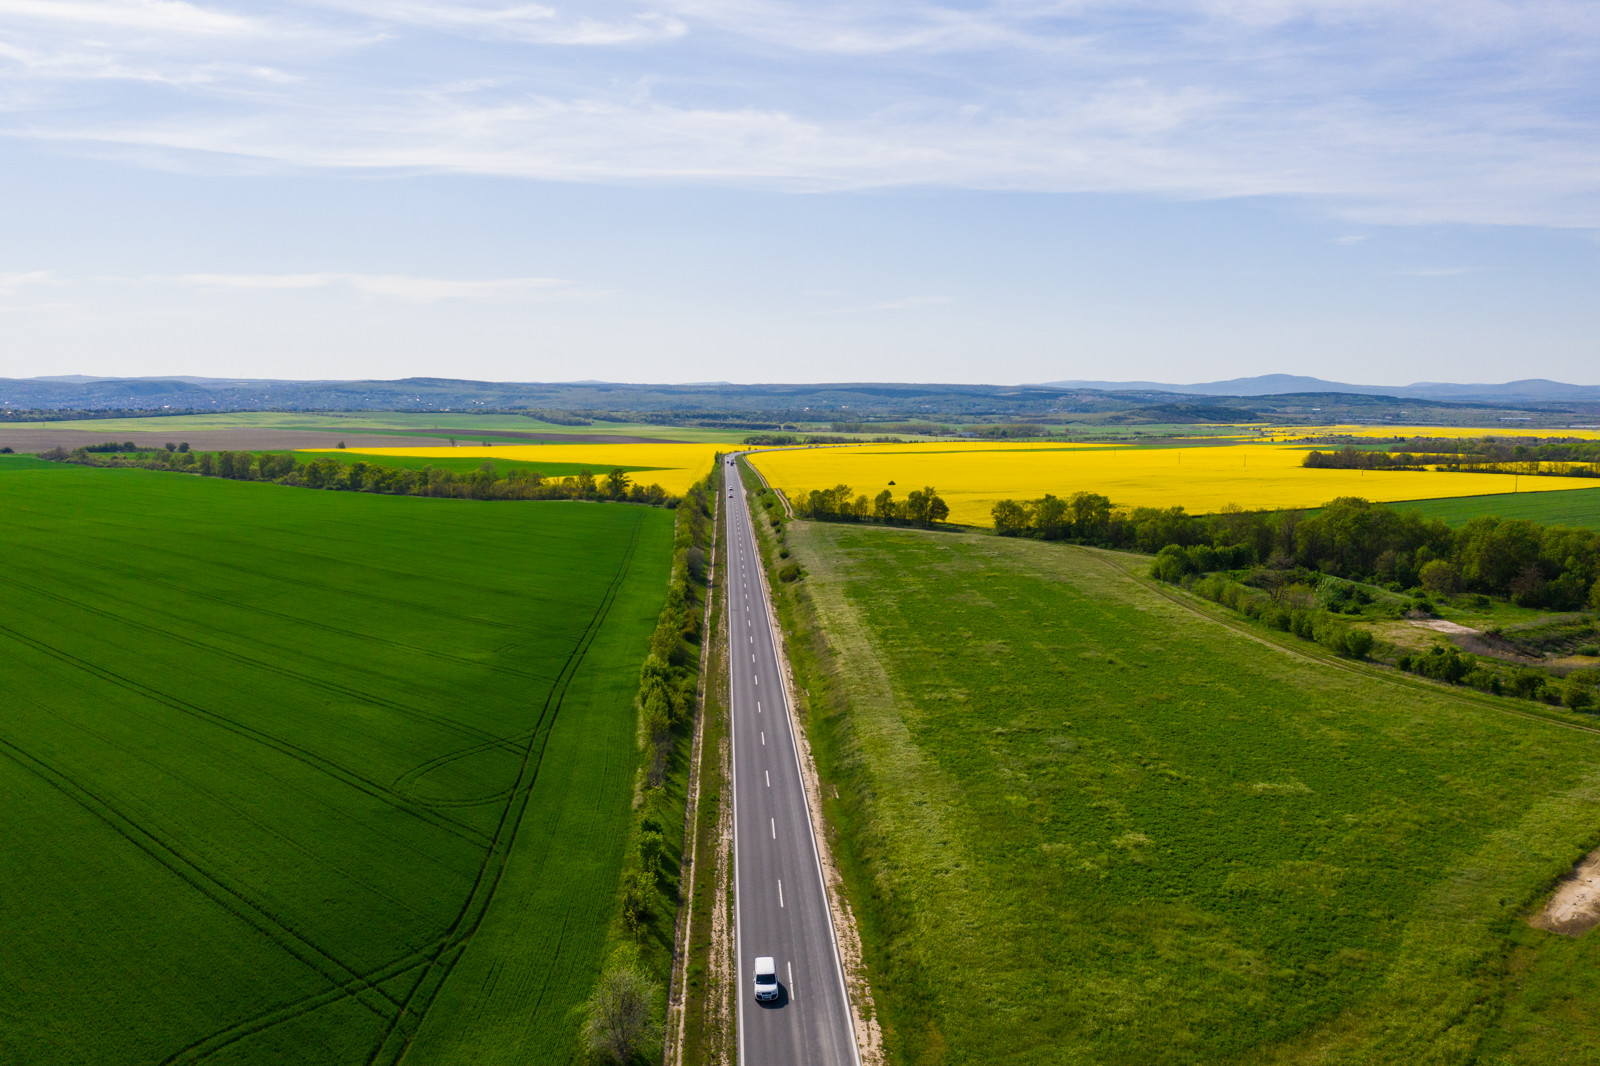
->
[765, 514, 1600, 1064]
[1394, 487, 1600, 530]
[0, 461, 674, 1066]
[674, 475, 735, 1066]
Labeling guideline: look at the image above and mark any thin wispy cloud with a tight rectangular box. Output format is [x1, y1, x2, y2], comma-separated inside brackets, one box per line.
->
[0, 1, 1597, 225]
[0, 269, 55, 290]
[172, 272, 597, 302]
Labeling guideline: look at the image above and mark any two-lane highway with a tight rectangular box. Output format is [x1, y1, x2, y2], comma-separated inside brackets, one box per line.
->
[725, 456, 859, 1066]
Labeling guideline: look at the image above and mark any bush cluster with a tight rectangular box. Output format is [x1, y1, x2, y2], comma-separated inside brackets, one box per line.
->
[1183, 570, 1375, 659]
[993, 493, 1600, 612]
[794, 483, 950, 526]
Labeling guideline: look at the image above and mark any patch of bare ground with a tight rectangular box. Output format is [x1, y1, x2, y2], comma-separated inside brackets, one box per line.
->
[1529, 848, 1600, 936]
[1407, 619, 1482, 636]
[752, 514, 884, 1066]
[0, 427, 445, 452]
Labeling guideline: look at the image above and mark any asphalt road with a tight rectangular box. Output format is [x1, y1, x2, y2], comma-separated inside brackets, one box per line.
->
[726, 456, 859, 1066]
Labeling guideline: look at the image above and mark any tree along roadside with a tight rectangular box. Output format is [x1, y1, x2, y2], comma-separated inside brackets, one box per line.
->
[41, 445, 677, 506]
[583, 459, 720, 1065]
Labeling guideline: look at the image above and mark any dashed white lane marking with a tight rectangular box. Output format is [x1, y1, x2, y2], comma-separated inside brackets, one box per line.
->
[789, 962, 795, 1001]
[770, 818, 776, 839]
[765, 770, 770, 786]
[778, 880, 784, 908]
[757, 701, 761, 713]
[752, 653, 756, 662]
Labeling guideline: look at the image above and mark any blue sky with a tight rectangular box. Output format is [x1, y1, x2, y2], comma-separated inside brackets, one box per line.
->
[1, 0, 1597, 385]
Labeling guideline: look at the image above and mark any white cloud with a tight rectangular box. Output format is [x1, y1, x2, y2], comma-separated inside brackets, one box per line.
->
[0, 0, 1597, 226]
[0, 270, 55, 291]
[0, 0, 263, 36]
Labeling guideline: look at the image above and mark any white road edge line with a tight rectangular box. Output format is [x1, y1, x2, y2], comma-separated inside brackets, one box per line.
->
[789, 960, 795, 1003]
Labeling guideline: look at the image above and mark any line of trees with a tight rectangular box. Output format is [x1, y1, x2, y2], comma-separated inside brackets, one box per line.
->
[588, 461, 718, 1065]
[1305, 443, 1600, 479]
[991, 493, 1600, 612]
[793, 483, 950, 526]
[42, 446, 675, 505]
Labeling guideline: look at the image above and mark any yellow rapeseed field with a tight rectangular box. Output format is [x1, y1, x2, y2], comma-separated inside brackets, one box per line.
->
[748, 442, 1600, 526]
[311, 443, 722, 495]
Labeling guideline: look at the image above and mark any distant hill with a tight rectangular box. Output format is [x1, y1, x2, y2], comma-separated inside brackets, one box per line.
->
[1043, 375, 1600, 404]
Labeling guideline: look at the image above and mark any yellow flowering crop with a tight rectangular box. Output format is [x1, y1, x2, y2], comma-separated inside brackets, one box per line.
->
[748, 441, 1599, 526]
[310, 443, 722, 495]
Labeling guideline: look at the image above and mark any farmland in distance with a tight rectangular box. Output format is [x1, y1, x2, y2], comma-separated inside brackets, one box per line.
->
[0, 461, 673, 1065]
[774, 519, 1600, 1064]
[748, 440, 1594, 525]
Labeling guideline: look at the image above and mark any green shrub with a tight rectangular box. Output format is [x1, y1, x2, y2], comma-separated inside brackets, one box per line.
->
[779, 563, 801, 583]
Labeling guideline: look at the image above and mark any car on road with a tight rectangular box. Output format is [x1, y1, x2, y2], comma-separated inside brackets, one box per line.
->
[753, 956, 779, 1002]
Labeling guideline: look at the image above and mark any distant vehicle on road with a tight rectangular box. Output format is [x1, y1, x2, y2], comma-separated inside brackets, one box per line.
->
[753, 956, 780, 1002]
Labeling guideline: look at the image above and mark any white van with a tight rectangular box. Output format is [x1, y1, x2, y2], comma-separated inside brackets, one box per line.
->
[753, 956, 779, 1002]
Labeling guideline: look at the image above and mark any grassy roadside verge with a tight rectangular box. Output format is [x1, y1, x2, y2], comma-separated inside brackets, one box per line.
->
[674, 466, 734, 1066]
[739, 499, 1600, 1063]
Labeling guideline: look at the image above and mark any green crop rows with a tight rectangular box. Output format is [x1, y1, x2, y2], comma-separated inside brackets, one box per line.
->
[1392, 486, 1600, 530]
[783, 520, 1600, 1064]
[0, 461, 673, 1065]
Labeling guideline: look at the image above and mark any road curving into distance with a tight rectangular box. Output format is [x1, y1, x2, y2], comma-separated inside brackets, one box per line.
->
[726, 455, 859, 1066]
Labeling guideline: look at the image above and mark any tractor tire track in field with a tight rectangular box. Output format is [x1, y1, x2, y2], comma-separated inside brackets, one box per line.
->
[7, 572, 527, 756]
[1081, 546, 1600, 740]
[8, 687, 446, 924]
[16, 542, 564, 688]
[0, 623, 492, 847]
[0, 733, 404, 1027]
[365, 512, 647, 1066]
[159, 943, 448, 1066]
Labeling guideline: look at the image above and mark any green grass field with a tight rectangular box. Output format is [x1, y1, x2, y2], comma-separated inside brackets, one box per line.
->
[774, 519, 1600, 1065]
[2, 410, 752, 444]
[1392, 486, 1600, 529]
[0, 462, 673, 1066]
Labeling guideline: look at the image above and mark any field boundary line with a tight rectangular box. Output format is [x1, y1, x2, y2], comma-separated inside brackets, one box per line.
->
[1080, 546, 1600, 740]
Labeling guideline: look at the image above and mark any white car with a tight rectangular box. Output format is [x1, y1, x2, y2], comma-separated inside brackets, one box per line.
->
[753, 956, 779, 1002]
